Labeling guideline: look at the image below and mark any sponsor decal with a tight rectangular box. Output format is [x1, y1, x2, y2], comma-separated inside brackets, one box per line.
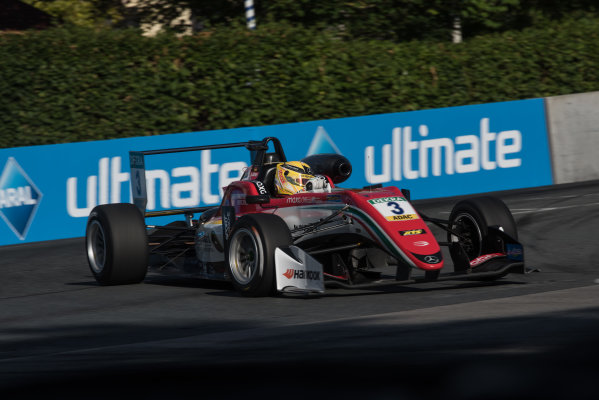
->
[285, 196, 317, 204]
[282, 268, 321, 281]
[0, 97, 550, 249]
[286, 196, 301, 204]
[423, 255, 440, 264]
[306, 126, 342, 156]
[281, 163, 308, 174]
[221, 206, 235, 241]
[412, 251, 443, 264]
[275, 246, 325, 293]
[67, 152, 247, 217]
[283, 269, 294, 279]
[253, 180, 268, 195]
[387, 214, 417, 221]
[506, 244, 523, 261]
[413, 241, 429, 246]
[0, 157, 43, 240]
[400, 229, 425, 236]
[369, 196, 419, 222]
[129, 152, 145, 169]
[470, 253, 505, 267]
[368, 196, 406, 204]
[364, 118, 523, 184]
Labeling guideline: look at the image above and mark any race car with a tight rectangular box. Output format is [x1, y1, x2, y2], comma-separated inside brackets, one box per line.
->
[85, 137, 526, 296]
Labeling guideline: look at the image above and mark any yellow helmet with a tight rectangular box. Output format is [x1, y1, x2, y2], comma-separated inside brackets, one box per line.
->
[274, 161, 314, 195]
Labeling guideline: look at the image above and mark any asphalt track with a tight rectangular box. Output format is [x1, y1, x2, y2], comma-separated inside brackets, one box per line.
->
[1, 181, 598, 399]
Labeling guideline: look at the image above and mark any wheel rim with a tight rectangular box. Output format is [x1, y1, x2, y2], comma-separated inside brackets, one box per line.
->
[87, 220, 107, 274]
[229, 227, 262, 285]
[450, 213, 482, 259]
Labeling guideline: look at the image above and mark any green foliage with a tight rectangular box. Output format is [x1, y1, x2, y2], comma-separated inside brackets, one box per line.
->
[258, 0, 599, 41]
[191, 0, 599, 41]
[0, 28, 197, 147]
[21, 0, 126, 28]
[0, 15, 598, 148]
[22, 1, 599, 40]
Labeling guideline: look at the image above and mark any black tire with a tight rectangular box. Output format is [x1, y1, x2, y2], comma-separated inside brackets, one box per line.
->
[85, 203, 148, 285]
[424, 269, 441, 281]
[227, 213, 292, 297]
[448, 196, 517, 262]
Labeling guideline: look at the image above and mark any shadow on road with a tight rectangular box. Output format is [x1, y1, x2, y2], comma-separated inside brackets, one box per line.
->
[2, 306, 599, 399]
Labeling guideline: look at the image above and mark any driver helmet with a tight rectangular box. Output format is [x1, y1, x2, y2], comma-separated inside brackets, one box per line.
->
[274, 161, 314, 195]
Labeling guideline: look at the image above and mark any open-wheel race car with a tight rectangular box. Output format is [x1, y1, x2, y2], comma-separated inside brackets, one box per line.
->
[85, 137, 526, 296]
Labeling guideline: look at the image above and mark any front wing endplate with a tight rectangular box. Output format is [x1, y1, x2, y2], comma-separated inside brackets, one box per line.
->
[275, 246, 325, 294]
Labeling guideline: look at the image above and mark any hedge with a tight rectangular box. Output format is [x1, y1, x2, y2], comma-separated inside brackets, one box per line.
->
[0, 16, 598, 148]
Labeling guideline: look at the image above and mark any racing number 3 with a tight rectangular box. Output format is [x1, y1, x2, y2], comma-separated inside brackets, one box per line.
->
[387, 201, 404, 215]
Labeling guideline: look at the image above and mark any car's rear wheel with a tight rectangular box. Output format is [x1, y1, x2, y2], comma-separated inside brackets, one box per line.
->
[86, 203, 148, 285]
[448, 196, 517, 271]
[227, 213, 292, 297]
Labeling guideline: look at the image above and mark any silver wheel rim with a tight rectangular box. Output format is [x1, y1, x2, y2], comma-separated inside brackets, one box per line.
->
[87, 220, 107, 274]
[228, 227, 262, 285]
[450, 212, 482, 258]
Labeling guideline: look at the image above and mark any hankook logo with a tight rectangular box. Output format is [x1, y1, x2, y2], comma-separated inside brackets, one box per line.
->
[283, 269, 294, 279]
[282, 268, 321, 280]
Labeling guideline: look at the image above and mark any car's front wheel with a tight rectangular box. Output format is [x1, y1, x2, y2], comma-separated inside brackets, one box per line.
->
[447, 196, 517, 271]
[227, 213, 292, 297]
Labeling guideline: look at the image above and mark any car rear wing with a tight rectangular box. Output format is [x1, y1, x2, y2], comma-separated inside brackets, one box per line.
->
[128, 137, 286, 216]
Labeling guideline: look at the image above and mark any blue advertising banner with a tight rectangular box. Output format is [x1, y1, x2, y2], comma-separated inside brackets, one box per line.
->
[0, 98, 552, 246]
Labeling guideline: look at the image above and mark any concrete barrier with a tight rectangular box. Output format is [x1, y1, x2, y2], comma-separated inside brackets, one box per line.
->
[546, 91, 599, 184]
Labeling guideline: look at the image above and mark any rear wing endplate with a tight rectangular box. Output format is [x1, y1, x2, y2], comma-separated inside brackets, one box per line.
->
[129, 151, 148, 213]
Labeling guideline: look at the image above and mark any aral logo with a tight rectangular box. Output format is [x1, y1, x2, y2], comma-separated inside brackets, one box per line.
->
[0, 158, 42, 240]
[306, 126, 342, 156]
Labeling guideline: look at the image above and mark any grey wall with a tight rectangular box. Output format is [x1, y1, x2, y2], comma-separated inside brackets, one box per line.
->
[546, 91, 599, 184]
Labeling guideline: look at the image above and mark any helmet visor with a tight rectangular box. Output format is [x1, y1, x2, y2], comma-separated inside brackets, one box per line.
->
[285, 173, 312, 187]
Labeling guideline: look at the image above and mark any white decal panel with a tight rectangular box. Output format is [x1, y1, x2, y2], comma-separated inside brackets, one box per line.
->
[367, 196, 419, 221]
[275, 246, 324, 293]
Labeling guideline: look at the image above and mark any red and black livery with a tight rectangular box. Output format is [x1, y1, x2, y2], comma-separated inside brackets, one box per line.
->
[85, 137, 527, 296]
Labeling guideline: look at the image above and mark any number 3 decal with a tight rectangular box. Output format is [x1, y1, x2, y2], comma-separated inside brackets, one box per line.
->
[387, 201, 404, 215]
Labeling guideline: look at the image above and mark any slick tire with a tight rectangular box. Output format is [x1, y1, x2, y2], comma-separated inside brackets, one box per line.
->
[86, 203, 148, 285]
[227, 213, 292, 297]
[448, 196, 517, 263]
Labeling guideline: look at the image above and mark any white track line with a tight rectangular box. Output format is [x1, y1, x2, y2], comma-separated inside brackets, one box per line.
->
[511, 202, 599, 215]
